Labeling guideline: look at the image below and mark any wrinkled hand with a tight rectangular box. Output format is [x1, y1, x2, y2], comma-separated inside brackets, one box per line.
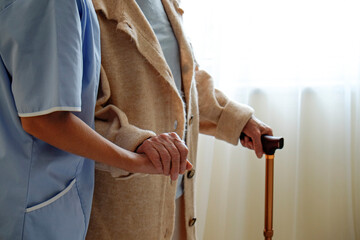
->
[136, 132, 192, 180]
[240, 116, 273, 158]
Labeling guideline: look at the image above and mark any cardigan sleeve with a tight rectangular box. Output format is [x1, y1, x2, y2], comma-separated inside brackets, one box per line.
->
[195, 64, 254, 145]
[94, 66, 156, 179]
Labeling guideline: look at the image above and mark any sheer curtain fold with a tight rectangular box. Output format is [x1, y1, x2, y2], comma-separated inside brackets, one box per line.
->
[182, 0, 360, 239]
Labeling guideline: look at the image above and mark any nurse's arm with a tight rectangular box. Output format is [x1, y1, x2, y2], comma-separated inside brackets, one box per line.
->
[20, 111, 161, 174]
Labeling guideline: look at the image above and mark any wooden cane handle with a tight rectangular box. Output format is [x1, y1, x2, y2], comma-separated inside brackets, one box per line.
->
[240, 133, 284, 155]
[261, 135, 284, 155]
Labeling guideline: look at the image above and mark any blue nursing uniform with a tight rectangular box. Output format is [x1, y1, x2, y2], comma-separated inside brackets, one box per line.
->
[0, 0, 100, 239]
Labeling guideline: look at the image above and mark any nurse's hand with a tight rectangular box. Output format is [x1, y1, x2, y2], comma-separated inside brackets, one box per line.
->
[136, 132, 192, 181]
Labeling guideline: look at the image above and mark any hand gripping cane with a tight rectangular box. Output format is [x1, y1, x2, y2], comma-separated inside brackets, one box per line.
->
[261, 135, 284, 240]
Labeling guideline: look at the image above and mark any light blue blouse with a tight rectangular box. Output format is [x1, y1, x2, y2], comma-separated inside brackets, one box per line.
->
[0, 0, 100, 239]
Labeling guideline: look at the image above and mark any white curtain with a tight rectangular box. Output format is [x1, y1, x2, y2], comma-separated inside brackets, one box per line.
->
[182, 0, 360, 239]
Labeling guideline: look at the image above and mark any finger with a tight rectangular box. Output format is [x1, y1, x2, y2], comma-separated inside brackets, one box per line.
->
[168, 132, 188, 175]
[173, 139, 188, 174]
[244, 135, 254, 149]
[159, 133, 182, 180]
[186, 160, 193, 170]
[240, 135, 247, 147]
[252, 134, 264, 158]
[136, 140, 165, 173]
[153, 143, 172, 175]
[142, 146, 163, 173]
[263, 127, 273, 137]
[171, 160, 180, 181]
[165, 142, 180, 181]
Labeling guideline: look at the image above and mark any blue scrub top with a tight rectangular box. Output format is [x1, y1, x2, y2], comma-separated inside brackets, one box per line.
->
[0, 0, 100, 239]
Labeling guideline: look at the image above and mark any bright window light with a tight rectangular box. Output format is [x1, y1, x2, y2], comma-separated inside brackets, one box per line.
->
[183, 0, 360, 88]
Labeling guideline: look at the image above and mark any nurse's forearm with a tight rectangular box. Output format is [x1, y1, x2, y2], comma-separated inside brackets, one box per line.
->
[20, 111, 160, 174]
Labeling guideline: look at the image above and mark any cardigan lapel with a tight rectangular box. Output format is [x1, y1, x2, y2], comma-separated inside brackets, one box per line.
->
[161, 0, 195, 108]
[92, 0, 179, 92]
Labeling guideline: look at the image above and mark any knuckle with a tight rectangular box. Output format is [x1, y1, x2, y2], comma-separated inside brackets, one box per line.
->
[146, 137, 157, 144]
[180, 148, 189, 157]
[175, 140, 187, 150]
[169, 132, 179, 138]
[159, 133, 169, 139]
[152, 137, 162, 144]
[255, 129, 262, 136]
[179, 141, 188, 149]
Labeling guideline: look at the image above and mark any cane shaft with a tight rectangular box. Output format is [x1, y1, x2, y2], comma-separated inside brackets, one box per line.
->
[264, 154, 274, 240]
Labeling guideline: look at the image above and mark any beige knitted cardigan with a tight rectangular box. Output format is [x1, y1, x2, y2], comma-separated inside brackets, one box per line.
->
[86, 0, 254, 239]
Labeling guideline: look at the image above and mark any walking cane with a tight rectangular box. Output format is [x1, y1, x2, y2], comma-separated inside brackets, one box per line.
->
[241, 133, 284, 239]
[261, 135, 284, 240]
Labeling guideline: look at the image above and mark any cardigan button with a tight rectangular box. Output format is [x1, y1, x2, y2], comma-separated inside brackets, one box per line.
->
[174, 120, 178, 130]
[189, 217, 197, 227]
[187, 169, 195, 179]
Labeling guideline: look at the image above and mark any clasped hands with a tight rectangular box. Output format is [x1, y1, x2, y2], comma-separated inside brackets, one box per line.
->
[136, 132, 192, 181]
[135, 116, 272, 180]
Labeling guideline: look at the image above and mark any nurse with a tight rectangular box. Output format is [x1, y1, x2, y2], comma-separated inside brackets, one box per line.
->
[0, 0, 184, 239]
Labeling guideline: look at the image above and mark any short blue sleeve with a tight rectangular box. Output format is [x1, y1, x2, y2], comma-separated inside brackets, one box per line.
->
[0, 0, 83, 116]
